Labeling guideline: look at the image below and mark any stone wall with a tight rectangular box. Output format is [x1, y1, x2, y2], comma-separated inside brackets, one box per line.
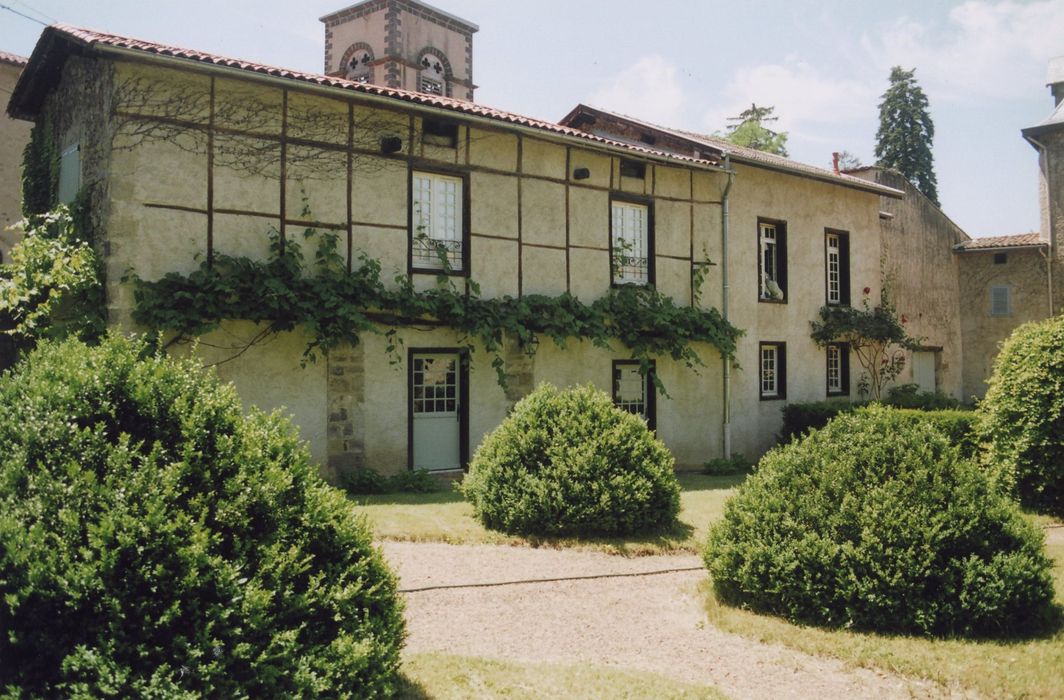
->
[957, 248, 1051, 400]
[849, 167, 968, 399]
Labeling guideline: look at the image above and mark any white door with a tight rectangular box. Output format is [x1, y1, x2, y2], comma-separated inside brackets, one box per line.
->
[912, 351, 936, 393]
[412, 353, 462, 471]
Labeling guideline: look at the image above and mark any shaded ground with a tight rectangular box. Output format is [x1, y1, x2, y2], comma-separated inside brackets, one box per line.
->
[384, 542, 966, 700]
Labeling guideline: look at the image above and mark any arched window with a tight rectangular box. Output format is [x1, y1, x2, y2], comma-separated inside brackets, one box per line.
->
[344, 48, 374, 83]
[418, 52, 447, 95]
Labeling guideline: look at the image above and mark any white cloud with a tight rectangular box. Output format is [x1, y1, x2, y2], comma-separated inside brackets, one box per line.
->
[587, 55, 687, 127]
[702, 57, 877, 140]
[865, 0, 1064, 100]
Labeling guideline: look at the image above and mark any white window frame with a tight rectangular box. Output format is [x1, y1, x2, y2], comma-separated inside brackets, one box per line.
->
[411, 171, 463, 272]
[611, 200, 650, 285]
[759, 222, 782, 300]
[989, 285, 1011, 316]
[827, 344, 842, 394]
[760, 344, 779, 398]
[826, 232, 841, 305]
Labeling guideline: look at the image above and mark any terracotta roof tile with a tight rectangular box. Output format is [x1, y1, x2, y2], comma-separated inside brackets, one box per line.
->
[28, 25, 720, 169]
[559, 104, 903, 199]
[0, 50, 28, 67]
[955, 232, 1046, 250]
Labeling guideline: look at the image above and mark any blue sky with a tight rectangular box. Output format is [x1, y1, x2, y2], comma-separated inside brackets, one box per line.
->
[3, 0, 1062, 238]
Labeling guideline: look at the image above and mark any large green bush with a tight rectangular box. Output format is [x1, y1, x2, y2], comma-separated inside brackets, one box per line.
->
[779, 400, 856, 442]
[705, 406, 1055, 637]
[0, 335, 404, 697]
[461, 383, 680, 536]
[887, 408, 978, 458]
[979, 315, 1064, 517]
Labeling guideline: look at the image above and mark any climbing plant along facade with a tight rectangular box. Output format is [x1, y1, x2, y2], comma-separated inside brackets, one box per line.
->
[9, 25, 896, 476]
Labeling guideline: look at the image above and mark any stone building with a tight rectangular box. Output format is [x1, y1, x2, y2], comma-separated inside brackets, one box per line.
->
[938, 55, 1064, 400]
[321, 0, 477, 101]
[0, 50, 30, 261]
[846, 166, 968, 399]
[954, 233, 1050, 399]
[7, 13, 905, 476]
[12, 2, 1062, 477]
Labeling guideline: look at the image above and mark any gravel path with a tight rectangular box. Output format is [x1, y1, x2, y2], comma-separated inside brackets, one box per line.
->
[383, 541, 966, 700]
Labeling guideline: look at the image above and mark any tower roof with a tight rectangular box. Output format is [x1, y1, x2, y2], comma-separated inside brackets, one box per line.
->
[320, 0, 478, 33]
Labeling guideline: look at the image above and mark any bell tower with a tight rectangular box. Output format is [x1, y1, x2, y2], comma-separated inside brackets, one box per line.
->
[320, 0, 478, 101]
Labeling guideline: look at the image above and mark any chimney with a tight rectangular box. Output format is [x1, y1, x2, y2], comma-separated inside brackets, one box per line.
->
[832, 151, 840, 175]
[1049, 55, 1064, 106]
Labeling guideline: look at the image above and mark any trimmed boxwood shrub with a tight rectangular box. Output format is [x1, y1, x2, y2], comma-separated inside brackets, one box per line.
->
[883, 383, 962, 410]
[886, 408, 978, 458]
[461, 383, 680, 536]
[705, 406, 1055, 637]
[979, 315, 1064, 517]
[0, 335, 404, 697]
[779, 401, 857, 442]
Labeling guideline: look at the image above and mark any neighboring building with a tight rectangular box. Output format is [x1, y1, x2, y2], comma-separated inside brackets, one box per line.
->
[1021, 55, 1064, 316]
[0, 50, 30, 262]
[954, 233, 1051, 399]
[846, 166, 969, 399]
[7, 20, 902, 478]
[321, 0, 477, 100]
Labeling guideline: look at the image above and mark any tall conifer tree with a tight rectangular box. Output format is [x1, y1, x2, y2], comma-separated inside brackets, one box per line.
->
[875, 66, 939, 205]
[724, 104, 789, 156]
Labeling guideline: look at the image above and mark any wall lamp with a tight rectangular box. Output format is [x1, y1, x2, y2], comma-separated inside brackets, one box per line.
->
[572, 167, 591, 180]
[380, 136, 403, 154]
[523, 333, 540, 357]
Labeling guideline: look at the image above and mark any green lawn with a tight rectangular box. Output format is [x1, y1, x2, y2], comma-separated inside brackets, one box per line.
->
[359, 472, 1064, 698]
[353, 472, 742, 555]
[396, 653, 726, 699]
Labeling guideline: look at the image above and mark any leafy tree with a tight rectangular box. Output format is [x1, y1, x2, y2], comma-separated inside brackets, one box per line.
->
[875, 66, 939, 205]
[810, 287, 919, 400]
[0, 202, 104, 347]
[722, 103, 789, 156]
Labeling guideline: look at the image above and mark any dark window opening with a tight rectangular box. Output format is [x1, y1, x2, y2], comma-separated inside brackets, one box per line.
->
[422, 118, 459, 148]
[620, 159, 646, 179]
[993, 252, 1007, 265]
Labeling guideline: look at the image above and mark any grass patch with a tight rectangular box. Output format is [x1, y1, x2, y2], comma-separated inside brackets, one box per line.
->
[396, 652, 725, 699]
[702, 539, 1064, 699]
[353, 473, 741, 555]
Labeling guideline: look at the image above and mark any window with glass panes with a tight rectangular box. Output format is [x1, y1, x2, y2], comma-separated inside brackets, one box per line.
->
[758, 220, 786, 301]
[412, 356, 457, 415]
[611, 201, 650, 285]
[612, 360, 655, 429]
[759, 342, 786, 399]
[411, 171, 463, 272]
[826, 233, 841, 304]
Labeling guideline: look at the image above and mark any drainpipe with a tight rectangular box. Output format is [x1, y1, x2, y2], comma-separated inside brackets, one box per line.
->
[721, 154, 734, 458]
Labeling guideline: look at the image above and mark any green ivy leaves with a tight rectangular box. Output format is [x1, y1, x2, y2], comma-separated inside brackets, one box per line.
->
[130, 226, 742, 391]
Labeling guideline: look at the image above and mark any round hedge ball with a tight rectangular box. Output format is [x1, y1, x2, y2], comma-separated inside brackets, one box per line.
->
[0, 335, 405, 697]
[461, 382, 680, 536]
[704, 406, 1055, 637]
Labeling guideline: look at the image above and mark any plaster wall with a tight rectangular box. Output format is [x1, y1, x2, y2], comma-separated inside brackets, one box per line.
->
[957, 248, 1050, 400]
[47, 56, 888, 474]
[725, 162, 881, 455]
[0, 59, 30, 260]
